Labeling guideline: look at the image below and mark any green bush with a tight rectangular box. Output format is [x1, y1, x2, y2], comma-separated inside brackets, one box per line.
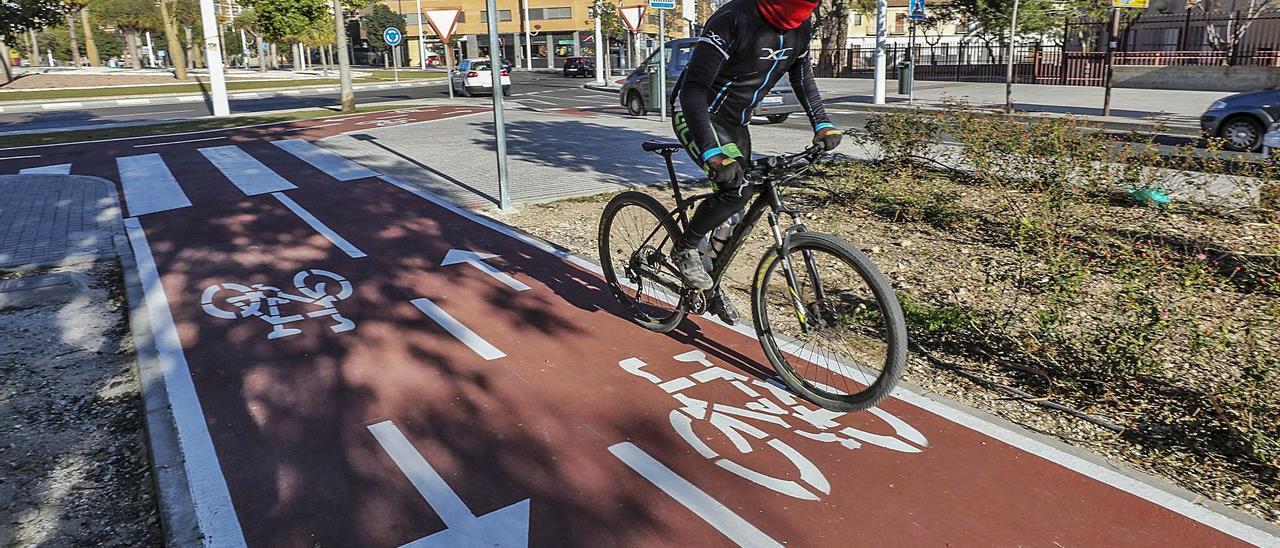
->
[858, 109, 941, 164]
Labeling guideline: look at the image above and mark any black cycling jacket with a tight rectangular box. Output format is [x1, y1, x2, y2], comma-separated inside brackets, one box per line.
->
[672, 0, 832, 162]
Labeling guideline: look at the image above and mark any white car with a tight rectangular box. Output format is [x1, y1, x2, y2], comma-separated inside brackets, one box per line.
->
[451, 58, 511, 97]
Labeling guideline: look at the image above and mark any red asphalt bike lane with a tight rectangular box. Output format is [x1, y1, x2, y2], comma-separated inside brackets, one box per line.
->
[3, 108, 1277, 547]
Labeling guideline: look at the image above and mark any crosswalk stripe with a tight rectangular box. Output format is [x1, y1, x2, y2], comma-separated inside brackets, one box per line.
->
[198, 145, 297, 196]
[117, 154, 193, 216]
[18, 164, 71, 175]
[272, 140, 378, 182]
[269, 192, 366, 258]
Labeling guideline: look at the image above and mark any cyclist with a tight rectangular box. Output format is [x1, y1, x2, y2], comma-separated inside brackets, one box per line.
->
[669, 0, 843, 312]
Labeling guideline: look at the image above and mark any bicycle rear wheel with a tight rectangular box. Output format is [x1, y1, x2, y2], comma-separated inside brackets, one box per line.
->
[598, 192, 687, 332]
[751, 232, 906, 412]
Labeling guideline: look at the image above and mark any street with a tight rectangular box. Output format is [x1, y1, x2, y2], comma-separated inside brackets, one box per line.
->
[0, 92, 1275, 547]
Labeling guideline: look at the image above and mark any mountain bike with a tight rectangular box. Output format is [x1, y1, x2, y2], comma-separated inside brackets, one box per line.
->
[597, 140, 907, 412]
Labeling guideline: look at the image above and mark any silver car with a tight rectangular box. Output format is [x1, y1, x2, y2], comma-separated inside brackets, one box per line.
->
[619, 37, 803, 123]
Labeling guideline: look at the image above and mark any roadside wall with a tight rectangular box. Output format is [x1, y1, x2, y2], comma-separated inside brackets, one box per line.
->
[1115, 65, 1280, 92]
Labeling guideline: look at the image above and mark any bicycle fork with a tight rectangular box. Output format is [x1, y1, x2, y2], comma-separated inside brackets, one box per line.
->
[767, 210, 831, 333]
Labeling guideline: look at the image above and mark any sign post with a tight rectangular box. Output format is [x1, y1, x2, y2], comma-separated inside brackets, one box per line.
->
[1102, 0, 1144, 116]
[649, 0, 673, 121]
[383, 27, 403, 82]
[484, 0, 512, 210]
[425, 9, 462, 99]
[908, 0, 924, 104]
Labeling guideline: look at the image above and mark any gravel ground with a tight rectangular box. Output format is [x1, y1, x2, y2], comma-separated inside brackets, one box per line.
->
[0, 261, 162, 547]
[495, 181, 1280, 527]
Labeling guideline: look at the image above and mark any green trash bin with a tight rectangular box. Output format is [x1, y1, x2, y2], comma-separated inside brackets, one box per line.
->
[898, 59, 914, 95]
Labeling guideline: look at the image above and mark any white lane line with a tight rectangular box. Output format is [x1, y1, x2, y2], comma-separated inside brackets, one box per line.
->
[18, 163, 71, 174]
[235, 92, 261, 98]
[377, 173, 1280, 546]
[270, 192, 366, 258]
[282, 90, 303, 95]
[117, 98, 152, 106]
[0, 154, 40, 161]
[124, 218, 248, 547]
[178, 96, 204, 102]
[367, 421, 474, 526]
[117, 154, 193, 216]
[302, 122, 341, 129]
[410, 297, 505, 360]
[198, 145, 296, 196]
[133, 136, 228, 148]
[609, 443, 781, 547]
[102, 109, 196, 119]
[42, 102, 83, 110]
[521, 99, 554, 106]
[272, 139, 378, 181]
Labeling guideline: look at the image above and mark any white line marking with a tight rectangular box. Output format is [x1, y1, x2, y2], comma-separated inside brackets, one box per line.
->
[102, 109, 195, 119]
[410, 297, 505, 360]
[42, 102, 83, 110]
[368, 421, 531, 547]
[235, 92, 261, 98]
[376, 174, 1280, 545]
[609, 443, 781, 547]
[125, 217, 248, 547]
[133, 136, 228, 148]
[303, 122, 341, 129]
[178, 96, 205, 102]
[521, 99, 554, 106]
[198, 145, 296, 196]
[117, 98, 152, 105]
[283, 90, 303, 95]
[117, 154, 193, 216]
[18, 163, 71, 174]
[0, 155, 40, 161]
[270, 192, 366, 258]
[440, 249, 530, 292]
[272, 139, 378, 181]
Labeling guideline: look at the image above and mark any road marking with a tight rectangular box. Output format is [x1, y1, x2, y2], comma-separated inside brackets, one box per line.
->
[282, 90, 303, 95]
[125, 217, 248, 547]
[376, 173, 1280, 545]
[236, 92, 261, 98]
[609, 443, 781, 547]
[42, 102, 83, 110]
[198, 145, 297, 196]
[17, 163, 70, 174]
[521, 99, 554, 106]
[101, 109, 198, 119]
[134, 136, 228, 148]
[272, 139, 378, 181]
[117, 98, 152, 106]
[368, 421, 531, 547]
[410, 297, 505, 360]
[178, 96, 205, 102]
[270, 192, 366, 258]
[440, 249, 530, 292]
[0, 155, 40, 161]
[117, 154, 193, 216]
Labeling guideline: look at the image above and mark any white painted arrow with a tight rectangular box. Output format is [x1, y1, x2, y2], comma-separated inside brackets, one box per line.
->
[369, 420, 531, 547]
[441, 249, 530, 292]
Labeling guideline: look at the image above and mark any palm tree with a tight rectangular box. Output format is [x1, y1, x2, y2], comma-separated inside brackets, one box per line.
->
[157, 0, 187, 78]
[93, 0, 158, 69]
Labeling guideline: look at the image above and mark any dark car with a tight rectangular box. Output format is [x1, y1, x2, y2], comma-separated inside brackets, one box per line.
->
[563, 56, 593, 77]
[618, 37, 802, 122]
[1200, 88, 1280, 151]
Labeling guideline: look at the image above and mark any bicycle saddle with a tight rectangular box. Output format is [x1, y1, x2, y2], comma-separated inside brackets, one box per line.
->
[642, 140, 683, 153]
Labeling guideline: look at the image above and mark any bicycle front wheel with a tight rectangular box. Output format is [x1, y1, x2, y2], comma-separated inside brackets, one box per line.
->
[598, 191, 687, 332]
[751, 232, 907, 412]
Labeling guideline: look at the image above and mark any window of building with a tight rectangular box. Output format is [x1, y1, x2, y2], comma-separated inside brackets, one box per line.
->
[479, 10, 512, 22]
[893, 13, 906, 34]
[852, 13, 862, 26]
[529, 7, 572, 19]
[404, 13, 419, 24]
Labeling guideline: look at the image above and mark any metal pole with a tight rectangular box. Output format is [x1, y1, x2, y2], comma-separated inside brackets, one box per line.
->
[446, 43, 455, 98]
[334, 0, 356, 112]
[594, 0, 605, 84]
[1102, 7, 1119, 117]
[523, 0, 533, 69]
[240, 29, 249, 68]
[659, 9, 666, 121]
[1005, 0, 1019, 113]
[873, 0, 887, 104]
[415, 0, 427, 69]
[393, 43, 400, 81]
[908, 19, 915, 104]
[146, 31, 157, 67]
[485, 0, 512, 210]
[198, 0, 230, 116]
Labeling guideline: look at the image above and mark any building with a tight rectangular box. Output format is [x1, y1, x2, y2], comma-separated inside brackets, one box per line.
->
[844, 0, 970, 51]
[375, 0, 688, 69]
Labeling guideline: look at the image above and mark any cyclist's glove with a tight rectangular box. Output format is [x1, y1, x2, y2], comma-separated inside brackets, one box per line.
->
[813, 125, 843, 151]
[705, 154, 745, 191]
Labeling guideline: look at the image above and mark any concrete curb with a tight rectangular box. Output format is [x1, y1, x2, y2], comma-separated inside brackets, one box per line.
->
[827, 101, 1202, 137]
[0, 80, 444, 115]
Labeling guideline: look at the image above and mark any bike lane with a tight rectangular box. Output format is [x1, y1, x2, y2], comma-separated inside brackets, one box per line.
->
[113, 142, 1273, 546]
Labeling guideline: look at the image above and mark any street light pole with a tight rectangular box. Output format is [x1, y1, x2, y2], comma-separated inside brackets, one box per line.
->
[1004, 0, 1019, 113]
[485, 0, 512, 210]
[594, 0, 605, 84]
[416, 0, 427, 69]
[873, 0, 887, 104]
[198, 0, 230, 116]
[523, 0, 534, 69]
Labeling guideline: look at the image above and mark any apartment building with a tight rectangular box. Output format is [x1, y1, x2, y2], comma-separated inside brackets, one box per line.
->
[378, 0, 686, 68]
[844, 0, 969, 50]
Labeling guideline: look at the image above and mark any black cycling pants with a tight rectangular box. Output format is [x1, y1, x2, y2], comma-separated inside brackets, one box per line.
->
[672, 111, 753, 249]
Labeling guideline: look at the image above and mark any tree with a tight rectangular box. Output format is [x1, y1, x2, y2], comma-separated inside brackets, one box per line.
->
[80, 6, 100, 66]
[298, 15, 335, 74]
[234, 8, 269, 72]
[92, 0, 157, 68]
[157, 0, 187, 78]
[361, 3, 404, 56]
[1195, 0, 1280, 62]
[0, 0, 64, 82]
[931, 0, 1060, 54]
[814, 0, 850, 74]
[243, 0, 329, 43]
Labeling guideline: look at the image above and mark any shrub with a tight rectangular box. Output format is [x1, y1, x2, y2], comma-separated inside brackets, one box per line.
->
[858, 109, 941, 164]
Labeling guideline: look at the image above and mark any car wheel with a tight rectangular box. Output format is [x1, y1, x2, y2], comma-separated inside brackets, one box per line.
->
[1220, 115, 1264, 152]
[767, 113, 790, 123]
[627, 92, 645, 116]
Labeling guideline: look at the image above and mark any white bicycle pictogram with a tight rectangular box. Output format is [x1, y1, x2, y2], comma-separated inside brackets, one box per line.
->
[201, 269, 356, 340]
[619, 350, 928, 501]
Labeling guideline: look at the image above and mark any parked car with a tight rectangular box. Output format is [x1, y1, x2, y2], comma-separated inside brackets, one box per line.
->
[618, 37, 802, 123]
[451, 58, 512, 97]
[562, 56, 593, 77]
[1200, 88, 1280, 151]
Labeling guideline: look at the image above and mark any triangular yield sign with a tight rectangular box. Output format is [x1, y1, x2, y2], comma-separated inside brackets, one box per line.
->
[618, 5, 646, 32]
[424, 9, 462, 42]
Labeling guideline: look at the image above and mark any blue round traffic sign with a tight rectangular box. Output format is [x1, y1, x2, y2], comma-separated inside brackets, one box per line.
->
[383, 27, 403, 46]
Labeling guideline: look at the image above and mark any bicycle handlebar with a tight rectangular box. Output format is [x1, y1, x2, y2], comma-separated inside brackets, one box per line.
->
[748, 142, 833, 179]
